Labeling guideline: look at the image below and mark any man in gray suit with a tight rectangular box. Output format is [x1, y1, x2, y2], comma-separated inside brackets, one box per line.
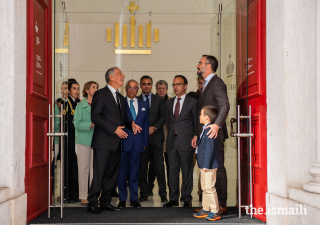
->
[138, 75, 168, 203]
[191, 55, 230, 215]
[163, 75, 198, 208]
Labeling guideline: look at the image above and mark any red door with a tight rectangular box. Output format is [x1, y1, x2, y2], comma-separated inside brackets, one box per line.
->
[237, 0, 267, 222]
[26, 0, 52, 222]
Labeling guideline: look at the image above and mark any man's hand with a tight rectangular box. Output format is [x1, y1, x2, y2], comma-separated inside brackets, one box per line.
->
[203, 168, 209, 172]
[115, 126, 128, 139]
[149, 126, 157, 135]
[132, 121, 142, 135]
[191, 135, 198, 148]
[205, 124, 219, 139]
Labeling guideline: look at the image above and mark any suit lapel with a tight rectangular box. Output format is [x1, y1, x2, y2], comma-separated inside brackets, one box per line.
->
[177, 96, 190, 121]
[125, 97, 133, 121]
[171, 98, 175, 120]
[199, 75, 216, 106]
[135, 99, 143, 120]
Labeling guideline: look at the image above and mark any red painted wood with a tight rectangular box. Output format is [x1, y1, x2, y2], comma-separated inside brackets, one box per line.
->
[26, 0, 52, 222]
[236, 0, 267, 222]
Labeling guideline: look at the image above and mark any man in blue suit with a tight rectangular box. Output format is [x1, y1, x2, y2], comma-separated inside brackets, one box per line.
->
[117, 79, 149, 208]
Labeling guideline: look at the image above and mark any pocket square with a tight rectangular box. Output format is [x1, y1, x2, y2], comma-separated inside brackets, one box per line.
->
[142, 108, 146, 111]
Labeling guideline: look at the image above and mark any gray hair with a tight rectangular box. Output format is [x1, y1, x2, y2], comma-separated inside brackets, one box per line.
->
[105, 67, 118, 83]
[155, 80, 168, 89]
[125, 79, 139, 88]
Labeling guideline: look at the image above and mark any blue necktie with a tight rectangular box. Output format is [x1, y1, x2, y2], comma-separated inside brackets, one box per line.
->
[145, 95, 150, 108]
[130, 99, 136, 121]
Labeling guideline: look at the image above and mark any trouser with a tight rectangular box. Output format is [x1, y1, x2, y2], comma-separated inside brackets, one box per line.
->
[167, 137, 194, 202]
[88, 146, 121, 208]
[216, 130, 228, 207]
[117, 148, 142, 202]
[201, 168, 219, 213]
[139, 140, 167, 197]
[148, 152, 170, 192]
[64, 135, 79, 200]
[75, 144, 93, 200]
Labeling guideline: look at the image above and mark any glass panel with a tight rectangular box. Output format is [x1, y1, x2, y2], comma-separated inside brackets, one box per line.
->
[51, 0, 69, 218]
[220, 0, 238, 207]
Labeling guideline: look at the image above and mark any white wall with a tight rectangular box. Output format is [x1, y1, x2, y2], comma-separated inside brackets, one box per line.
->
[0, 0, 27, 224]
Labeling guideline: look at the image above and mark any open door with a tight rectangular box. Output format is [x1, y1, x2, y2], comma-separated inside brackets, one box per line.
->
[26, 0, 52, 222]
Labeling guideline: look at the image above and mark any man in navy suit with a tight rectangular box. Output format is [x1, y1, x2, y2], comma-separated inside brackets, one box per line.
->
[117, 80, 149, 208]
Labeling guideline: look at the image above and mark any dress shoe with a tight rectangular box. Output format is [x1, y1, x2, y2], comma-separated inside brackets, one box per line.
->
[101, 204, 121, 211]
[111, 191, 119, 197]
[163, 200, 179, 207]
[130, 201, 141, 208]
[74, 199, 81, 202]
[180, 196, 185, 202]
[138, 196, 148, 202]
[87, 206, 104, 214]
[117, 201, 126, 208]
[219, 206, 227, 215]
[183, 201, 192, 208]
[161, 196, 168, 203]
[193, 207, 203, 213]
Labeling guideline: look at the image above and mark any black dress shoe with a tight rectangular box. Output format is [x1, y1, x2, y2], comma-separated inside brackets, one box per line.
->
[101, 204, 121, 211]
[87, 206, 104, 214]
[74, 199, 81, 202]
[117, 201, 126, 208]
[138, 196, 148, 202]
[183, 201, 192, 208]
[161, 196, 168, 203]
[111, 191, 119, 197]
[130, 201, 141, 208]
[180, 196, 185, 202]
[163, 200, 179, 207]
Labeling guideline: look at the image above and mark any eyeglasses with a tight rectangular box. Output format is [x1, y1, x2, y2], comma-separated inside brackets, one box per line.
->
[198, 61, 209, 66]
[141, 83, 152, 86]
[126, 87, 139, 91]
[172, 83, 184, 87]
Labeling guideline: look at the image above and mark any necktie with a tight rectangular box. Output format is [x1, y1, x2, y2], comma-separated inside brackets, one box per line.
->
[174, 97, 181, 134]
[145, 95, 150, 108]
[130, 99, 136, 121]
[116, 92, 121, 114]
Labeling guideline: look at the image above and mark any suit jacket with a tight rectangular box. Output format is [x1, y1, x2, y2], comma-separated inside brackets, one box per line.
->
[165, 95, 198, 152]
[137, 93, 165, 144]
[91, 86, 132, 150]
[196, 75, 230, 139]
[123, 97, 149, 153]
[197, 123, 222, 169]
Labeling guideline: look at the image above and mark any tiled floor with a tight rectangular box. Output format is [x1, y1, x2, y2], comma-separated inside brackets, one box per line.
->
[64, 179, 203, 208]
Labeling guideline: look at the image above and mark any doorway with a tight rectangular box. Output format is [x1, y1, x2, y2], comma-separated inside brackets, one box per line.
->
[43, 0, 267, 223]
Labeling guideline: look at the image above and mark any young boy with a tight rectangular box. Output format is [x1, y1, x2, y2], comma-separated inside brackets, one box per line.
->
[193, 106, 223, 221]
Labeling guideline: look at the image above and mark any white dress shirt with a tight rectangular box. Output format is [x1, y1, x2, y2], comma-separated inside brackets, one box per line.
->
[107, 84, 119, 106]
[172, 94, 186, 115]
[126, 97, 138, 116]
[202, 73, 215, 92]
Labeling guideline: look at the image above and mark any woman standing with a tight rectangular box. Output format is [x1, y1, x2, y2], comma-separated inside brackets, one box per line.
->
[74, 81, 99, 206]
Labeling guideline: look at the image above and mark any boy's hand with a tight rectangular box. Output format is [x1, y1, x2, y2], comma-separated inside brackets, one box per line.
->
[203, 168, 209, 172]
[206, 124, 219, 139]
[191, 136, 198, 148]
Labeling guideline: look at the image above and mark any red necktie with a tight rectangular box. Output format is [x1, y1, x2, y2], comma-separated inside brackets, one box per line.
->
[174, 98, 181, 134]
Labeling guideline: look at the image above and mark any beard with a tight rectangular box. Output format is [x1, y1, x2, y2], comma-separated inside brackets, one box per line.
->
[197, 69, 203, 77]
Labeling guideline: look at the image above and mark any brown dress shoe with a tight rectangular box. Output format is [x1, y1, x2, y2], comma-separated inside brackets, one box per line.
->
[219, 206, 227, 215]
[193, 207, 203, 213]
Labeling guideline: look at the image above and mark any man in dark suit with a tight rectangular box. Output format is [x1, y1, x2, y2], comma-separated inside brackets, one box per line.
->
[117, 80, 149, 209]
[87, 67, 142, 214]
[191, 55, 230, 215]
[138, 75, 168, 203]
[163, 75, 198, 208]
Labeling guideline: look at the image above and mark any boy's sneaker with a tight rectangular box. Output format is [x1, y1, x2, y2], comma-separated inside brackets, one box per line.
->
[205, 212, 221, 221]
[193, 209, 210, 218]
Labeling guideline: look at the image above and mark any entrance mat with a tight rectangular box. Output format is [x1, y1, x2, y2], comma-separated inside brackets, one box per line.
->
[29, 207, 264, 224]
